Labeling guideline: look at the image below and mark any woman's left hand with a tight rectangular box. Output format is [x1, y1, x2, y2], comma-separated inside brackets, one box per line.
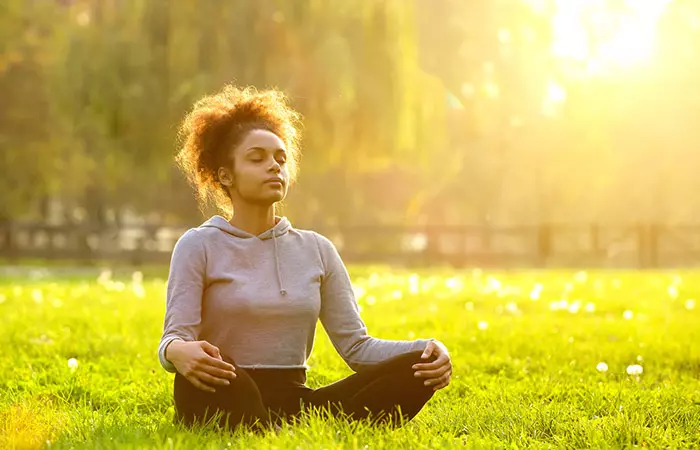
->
[413, 340, 452, 391]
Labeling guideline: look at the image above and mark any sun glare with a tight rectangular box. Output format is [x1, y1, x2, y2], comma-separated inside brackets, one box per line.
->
[526, 0, 673, 73]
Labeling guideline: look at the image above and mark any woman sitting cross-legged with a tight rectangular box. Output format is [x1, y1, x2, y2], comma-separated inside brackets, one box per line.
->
[158, 84, 452, 432]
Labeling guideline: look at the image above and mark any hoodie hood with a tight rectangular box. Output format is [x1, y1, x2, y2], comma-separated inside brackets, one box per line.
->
[199, 215, 292, 296]
[200, 215, 291, 240]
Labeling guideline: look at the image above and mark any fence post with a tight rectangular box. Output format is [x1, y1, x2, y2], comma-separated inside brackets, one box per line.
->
[637, 222, 651, 269]
[649, 223, 659, 268]
[538, 223, 551, 267]
[590, 223, 600, 258]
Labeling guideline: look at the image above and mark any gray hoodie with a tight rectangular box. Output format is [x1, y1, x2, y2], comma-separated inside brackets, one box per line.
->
[158, 215, 433, 373]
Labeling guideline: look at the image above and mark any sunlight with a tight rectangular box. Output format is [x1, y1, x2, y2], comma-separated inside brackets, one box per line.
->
[526, 0, 673, 73]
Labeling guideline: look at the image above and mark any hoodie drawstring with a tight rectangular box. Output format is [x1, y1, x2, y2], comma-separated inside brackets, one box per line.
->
[272, 231, 287, 296]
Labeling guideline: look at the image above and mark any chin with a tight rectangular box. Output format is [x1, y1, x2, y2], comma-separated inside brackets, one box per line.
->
[255, 193, 286, 205]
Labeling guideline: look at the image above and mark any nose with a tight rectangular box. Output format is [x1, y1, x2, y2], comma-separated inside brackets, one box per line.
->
[268, 158, 281, 173]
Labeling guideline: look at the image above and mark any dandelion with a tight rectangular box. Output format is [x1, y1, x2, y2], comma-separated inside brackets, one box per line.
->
[0, 293, 6, 304]
[31, 289, 44, 304]
[623, 310, 634, 320]
[685, 299, 696, 310]
[486, 276, 502, 291]
[391, 290, 403, 300]
[550, 299, 568, 311]
[131, 271, 143, 285]
[445, 277, 463, 292]
[477, 321, 489, 330]
[626, 364, 643, 376]
[67, 358, 79, 371]
[132, 284, 146, 299]
[52, 298, 63, 308]
[568, 300, 581, 314]
[574, 271, 588, 283]
[530, 283, 543, 300]
[636, 355, 644, 363]
[408, 274, 420, 295]
[596, 362, 608, 372]
[365, 295, 376, 306]
[407, 331, 416, 339]
[585, 302, 596, 313]
[465, 302, 474, 311]
[97, 269, 112, 285]
[667, 285, 679, 299]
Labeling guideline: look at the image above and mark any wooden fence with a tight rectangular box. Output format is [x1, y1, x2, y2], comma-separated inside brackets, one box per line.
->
[1, 221, 699, 268]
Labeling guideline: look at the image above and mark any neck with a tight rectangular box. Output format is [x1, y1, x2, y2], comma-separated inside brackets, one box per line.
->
[228, 202, 278, 236]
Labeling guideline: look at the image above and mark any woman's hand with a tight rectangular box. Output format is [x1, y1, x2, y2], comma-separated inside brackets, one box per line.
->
[413, 340, 452, 391]
[166, 340, 237, 393]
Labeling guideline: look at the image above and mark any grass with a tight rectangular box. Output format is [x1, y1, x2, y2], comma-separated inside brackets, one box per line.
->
[0, 265, 699, 449]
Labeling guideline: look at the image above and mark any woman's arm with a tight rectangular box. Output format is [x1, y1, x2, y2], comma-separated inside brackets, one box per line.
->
[158, 229, 207, 373]
[314, 233, 434, 372]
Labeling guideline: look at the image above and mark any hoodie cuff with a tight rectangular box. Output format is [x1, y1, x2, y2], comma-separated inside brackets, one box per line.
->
[412, 338, 436, 352]
[158, 336, 183, 373]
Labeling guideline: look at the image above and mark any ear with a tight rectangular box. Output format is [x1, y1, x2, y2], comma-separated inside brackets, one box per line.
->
[218, 167, 234, 187]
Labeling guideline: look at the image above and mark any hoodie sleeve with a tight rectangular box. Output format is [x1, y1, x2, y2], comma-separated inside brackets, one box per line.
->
[314, 233, 434, 372]
[158, 228, 207, 373]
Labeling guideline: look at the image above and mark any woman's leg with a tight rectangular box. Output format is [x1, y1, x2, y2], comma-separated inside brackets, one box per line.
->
[173, 356, 271, 432]
[304, 350, 437, 427]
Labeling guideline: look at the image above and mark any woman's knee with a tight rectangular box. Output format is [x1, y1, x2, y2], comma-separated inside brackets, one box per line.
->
[385, 350, 438, 374]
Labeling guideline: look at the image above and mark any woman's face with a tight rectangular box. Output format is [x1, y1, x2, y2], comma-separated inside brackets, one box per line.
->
[220, 129, 289, 206]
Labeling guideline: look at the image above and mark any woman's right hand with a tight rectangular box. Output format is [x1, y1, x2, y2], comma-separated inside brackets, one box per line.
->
[165, 340, 237, 393]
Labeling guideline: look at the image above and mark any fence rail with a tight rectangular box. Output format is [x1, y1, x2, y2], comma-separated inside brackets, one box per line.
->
[1, 222, 699, 268]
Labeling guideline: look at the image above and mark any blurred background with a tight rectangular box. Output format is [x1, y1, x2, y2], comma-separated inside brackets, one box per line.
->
[1, 0, 699, 268]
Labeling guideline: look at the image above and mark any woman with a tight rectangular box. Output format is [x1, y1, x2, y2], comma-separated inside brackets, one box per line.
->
[158, 85, 452, 432]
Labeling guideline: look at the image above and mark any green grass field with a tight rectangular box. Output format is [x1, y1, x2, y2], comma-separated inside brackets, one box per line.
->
[1, 266, 699, 449]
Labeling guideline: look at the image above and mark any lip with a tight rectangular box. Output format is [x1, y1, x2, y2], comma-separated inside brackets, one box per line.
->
[264, 177, 284, 186]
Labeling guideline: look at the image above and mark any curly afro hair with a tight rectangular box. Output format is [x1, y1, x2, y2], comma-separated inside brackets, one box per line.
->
[175, 84, 302, 217]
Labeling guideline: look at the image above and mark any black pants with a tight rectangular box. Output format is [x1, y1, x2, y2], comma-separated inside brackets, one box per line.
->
[173, 350, 436, 431]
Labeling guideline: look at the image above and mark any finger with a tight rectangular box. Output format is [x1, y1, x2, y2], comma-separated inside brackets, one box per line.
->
[414, 364, 450, 379]
[200, 341, 222, 359]
[201, 363, 237, 380]
[423, 370, 452, 387]
[203, 354, 236, 373]
[432, 380, 450, 391]
[197, 371, 231, 387]
[188, 375, 217, 393]
[413, 356, 450, 372]
[413, 348, 448, 368]
[421, 341, 435, 359]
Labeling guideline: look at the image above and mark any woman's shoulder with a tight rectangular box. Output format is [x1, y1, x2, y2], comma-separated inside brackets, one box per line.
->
[172, 227, 207, 254]
[292, 227, 335, 248]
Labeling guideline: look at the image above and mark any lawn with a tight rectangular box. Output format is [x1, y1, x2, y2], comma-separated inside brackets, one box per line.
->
[1, 266, 699, 449]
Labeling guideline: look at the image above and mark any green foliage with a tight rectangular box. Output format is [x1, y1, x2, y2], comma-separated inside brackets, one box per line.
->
[1, 1, 700, 225]
[1, 267, 699, 448]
